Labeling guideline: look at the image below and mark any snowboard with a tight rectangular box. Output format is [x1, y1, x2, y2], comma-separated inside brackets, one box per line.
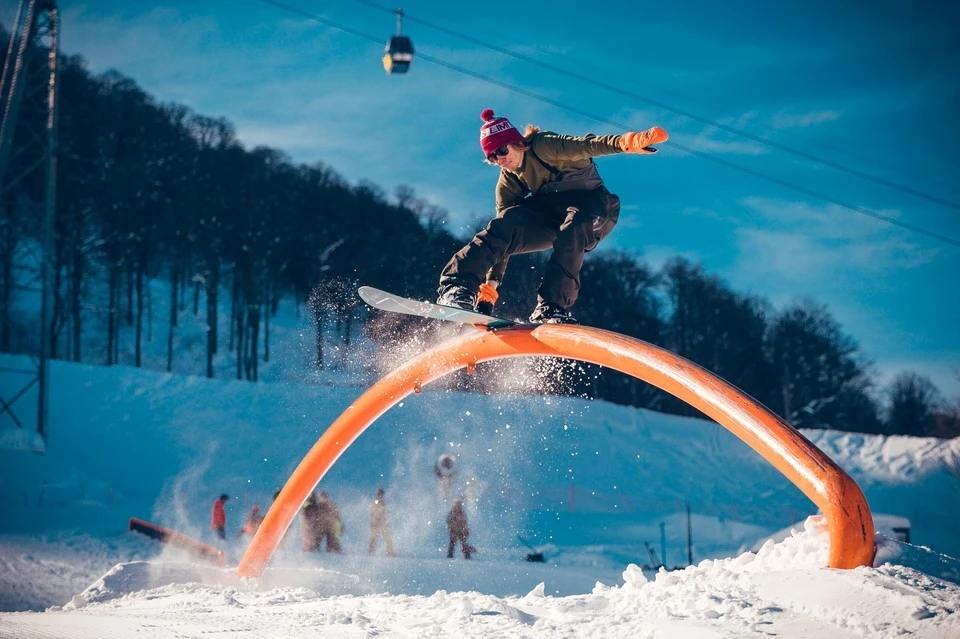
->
[358, 286, 516, 329]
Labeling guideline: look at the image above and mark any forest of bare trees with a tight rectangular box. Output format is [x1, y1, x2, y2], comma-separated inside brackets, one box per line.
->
[1, 31, 955, 437]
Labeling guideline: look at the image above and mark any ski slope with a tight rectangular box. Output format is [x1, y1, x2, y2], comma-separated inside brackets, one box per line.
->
[2, 347, 959, 636]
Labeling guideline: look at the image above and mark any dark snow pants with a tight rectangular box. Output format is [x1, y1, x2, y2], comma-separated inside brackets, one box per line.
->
[438, 189, 619, 309]
[447, 530, 472, 559]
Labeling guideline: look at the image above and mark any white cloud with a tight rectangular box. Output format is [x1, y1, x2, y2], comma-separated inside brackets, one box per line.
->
[770, 109, 842, 129]
[680, 132, 768, 156]
[873, 357, 960, 401]
[634, 244, 703, 272]
[721, 196, 956, 399]
[737, 197, 939, 271]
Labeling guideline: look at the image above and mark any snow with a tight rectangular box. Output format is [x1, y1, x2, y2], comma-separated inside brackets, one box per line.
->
[2, 294, 960, 636]
[2, 521, 959, 638]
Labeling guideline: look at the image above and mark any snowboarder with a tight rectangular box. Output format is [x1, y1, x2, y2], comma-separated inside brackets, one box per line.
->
[367, 488, 396, 557]
[437, 108, 667, 324]
[446, 498, 472, 559]
[210, 493, 229, 540]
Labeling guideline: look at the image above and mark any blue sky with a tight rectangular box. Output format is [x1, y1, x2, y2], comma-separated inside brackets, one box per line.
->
[2, 0, 958, 398]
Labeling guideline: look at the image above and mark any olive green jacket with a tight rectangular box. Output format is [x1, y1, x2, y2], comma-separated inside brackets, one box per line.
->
[487, 131, 624, 283]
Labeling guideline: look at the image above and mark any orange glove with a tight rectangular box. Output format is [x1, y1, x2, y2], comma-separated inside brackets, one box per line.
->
[619, 127, 668, 154]
[476, 282, 499, 315]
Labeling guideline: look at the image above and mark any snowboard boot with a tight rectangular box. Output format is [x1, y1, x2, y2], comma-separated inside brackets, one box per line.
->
[437, 284, 477, 311]
[528, 301, 578, 325]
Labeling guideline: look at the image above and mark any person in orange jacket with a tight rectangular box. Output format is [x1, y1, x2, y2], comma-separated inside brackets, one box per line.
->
[211, 493, 229, 540]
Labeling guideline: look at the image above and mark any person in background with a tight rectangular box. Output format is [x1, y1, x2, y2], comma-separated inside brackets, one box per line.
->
[446, 498, 472, 560]
[316, 492, 344, 553]
[434, 454, 457, 501]
[437, 107, 667, 324]
[368, 488, 396, 557]
[210, 493, 229, 540]
[301, 492, 322, 552]
[240, 504, 264, 537]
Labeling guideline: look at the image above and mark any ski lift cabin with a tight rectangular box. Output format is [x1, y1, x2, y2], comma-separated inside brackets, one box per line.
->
[383, 9, 414, 74]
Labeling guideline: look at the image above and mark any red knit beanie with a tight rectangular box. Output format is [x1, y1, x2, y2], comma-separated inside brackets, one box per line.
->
[479, 108, 523, 157]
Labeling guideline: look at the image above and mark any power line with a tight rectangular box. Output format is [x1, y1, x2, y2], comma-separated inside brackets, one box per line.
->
[353, 0, 960, 215]
[254, 0, 959, 247]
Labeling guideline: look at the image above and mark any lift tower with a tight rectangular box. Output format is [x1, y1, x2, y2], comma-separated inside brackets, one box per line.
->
[0, 0, 60, 449]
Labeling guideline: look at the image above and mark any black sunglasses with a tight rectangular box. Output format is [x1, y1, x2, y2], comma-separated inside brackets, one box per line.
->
[486, 146, 509, 162]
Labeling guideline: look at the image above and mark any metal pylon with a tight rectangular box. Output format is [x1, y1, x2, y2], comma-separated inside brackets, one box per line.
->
[0, 0, 59, 451]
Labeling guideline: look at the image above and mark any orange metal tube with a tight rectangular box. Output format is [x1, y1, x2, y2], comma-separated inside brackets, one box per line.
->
[237, 324, 874, 577]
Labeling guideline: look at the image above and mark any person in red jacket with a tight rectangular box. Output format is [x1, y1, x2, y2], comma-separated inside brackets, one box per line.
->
[211, 493, 229, 540]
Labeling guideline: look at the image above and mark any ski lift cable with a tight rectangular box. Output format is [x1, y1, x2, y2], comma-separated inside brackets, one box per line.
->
[412, 54, 960, 248]
[352, 0, 960, 214]
[253, 0, 960, 248]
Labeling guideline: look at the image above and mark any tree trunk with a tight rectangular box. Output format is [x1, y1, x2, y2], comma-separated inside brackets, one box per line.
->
[263, 280, 271, 364]
[179, 252, 188, 311]
[49, 244, 64, 359]
[167, 259, 178, 372]
[229, 269, 238, 352]
[135, 263, 144, 368]
[314, 304, 324, 368]
[126, 259, 134, 327]
[194, 277, 201, 316]
[0, 230, 13, 352]
[146, 269, 153, 344]
[114, 276, 121, 365]
[343, 310, 353, 346]
[205, 267, 219, 378]
[236, 300, 245, 380]
[339, 312, 353, 367]
[210, 268, 219, 354]
[247, 303, 260, 382]
[71, 242, 83, 362]
[107, 267, 118, 365]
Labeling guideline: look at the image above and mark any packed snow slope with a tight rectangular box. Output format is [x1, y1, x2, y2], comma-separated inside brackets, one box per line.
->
[1, 306, 959, 636]
[2, 518, 959, 639]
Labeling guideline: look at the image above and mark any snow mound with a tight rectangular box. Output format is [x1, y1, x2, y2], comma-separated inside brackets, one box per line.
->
[11, 523, 947, 639]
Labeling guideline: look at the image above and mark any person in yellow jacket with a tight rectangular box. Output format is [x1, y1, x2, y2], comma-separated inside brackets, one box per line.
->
[437, 108, 667, 324]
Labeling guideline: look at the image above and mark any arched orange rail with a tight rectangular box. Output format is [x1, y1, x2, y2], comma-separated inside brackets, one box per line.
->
[237, 324, 874, 577]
